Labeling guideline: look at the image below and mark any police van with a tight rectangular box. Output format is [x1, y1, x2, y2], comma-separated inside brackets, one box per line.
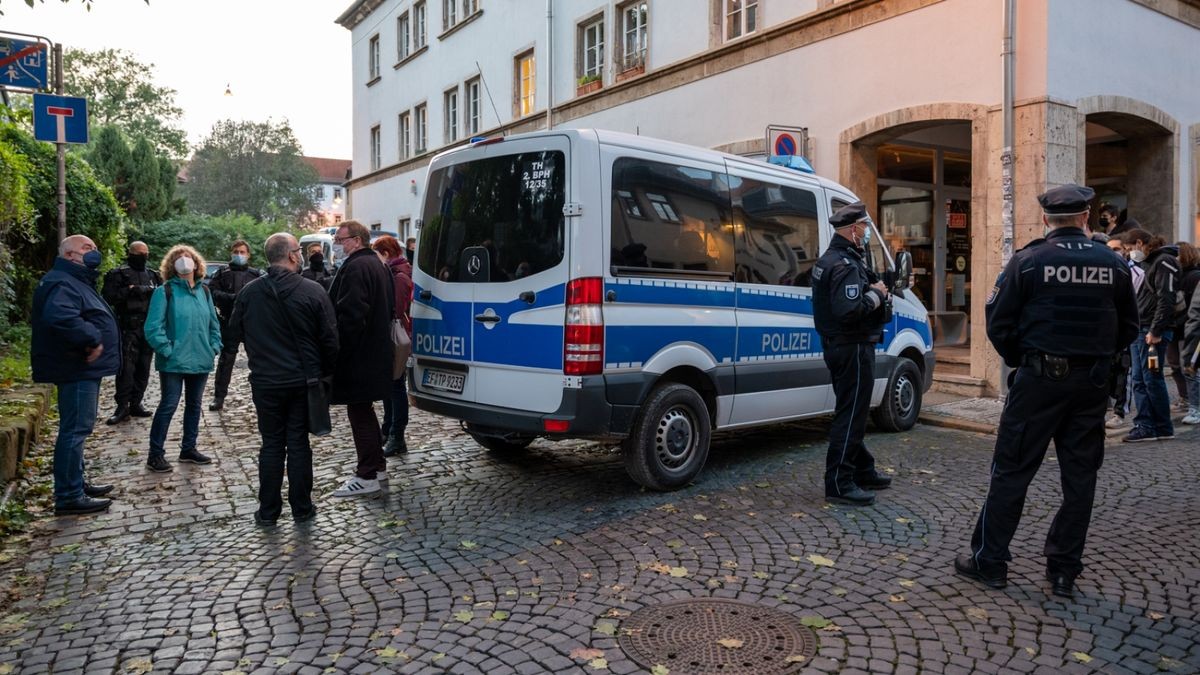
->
[410, 129, 934, 490]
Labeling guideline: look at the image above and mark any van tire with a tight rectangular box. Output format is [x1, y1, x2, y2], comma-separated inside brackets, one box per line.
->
[872, 357, 922, 432]
[468, 432, 534, 454]
[623, 383, 711, 491]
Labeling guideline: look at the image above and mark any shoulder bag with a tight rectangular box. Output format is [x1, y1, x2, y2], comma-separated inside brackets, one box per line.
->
[264, 278, 333, 436]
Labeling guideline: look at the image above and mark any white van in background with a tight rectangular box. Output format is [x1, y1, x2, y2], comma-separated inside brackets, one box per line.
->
[410, 129, 934, 490]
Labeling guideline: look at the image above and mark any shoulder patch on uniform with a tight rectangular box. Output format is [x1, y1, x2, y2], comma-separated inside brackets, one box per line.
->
[985, 271, 1004, 304]
[812, 266, 824, 281]
[845, 285, 859, 300]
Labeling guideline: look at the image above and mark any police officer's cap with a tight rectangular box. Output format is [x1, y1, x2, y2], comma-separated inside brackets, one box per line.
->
[830, 202, 870, 228]
[1037, 184, 1095, 216]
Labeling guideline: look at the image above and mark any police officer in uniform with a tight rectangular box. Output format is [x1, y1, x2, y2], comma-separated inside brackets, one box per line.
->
[209, 239, 262, 411]
[955, 185, 1139, 598]
[101, 241, 162, 425]
[813, 202, 893, 506]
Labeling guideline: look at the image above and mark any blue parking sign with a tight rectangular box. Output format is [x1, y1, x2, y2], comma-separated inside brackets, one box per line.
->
[33, 94, 89, 145]
[0, 37, 49, 91]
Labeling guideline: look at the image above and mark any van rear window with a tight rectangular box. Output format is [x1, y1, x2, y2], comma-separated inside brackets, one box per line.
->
[418, 151, 565, 282]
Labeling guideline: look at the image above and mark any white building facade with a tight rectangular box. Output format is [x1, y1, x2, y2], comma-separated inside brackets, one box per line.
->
[338, 0, 1200, 394]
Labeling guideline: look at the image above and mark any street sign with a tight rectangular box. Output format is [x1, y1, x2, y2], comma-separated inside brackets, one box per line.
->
[766, 125, 809, 159]
[33, 94, 88, 144]
[0, 36, 50, 91]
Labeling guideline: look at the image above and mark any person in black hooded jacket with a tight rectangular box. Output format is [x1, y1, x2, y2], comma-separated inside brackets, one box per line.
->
[1121, 228, 1179, 442]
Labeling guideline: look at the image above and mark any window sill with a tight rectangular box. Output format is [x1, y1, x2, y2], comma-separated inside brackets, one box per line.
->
[395, 45, 429, 69]
[366, 75, 382, 87]
[438, 9, 483, 40]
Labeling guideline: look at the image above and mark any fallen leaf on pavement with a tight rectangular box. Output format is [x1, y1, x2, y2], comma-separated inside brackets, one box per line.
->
[965, 607, 988, 620]
[668, 567, 689, 578]
[650, 665, 670, 675]
[124, 658, 153, 674]
[753, 571, 769, 580]
[831, 588, 848, 597]
[594, 621, 617, 636]
[807, 554, 835, 567]
[570, 648, 604, 661]
[1071, 652, 1092, 664]
[453, 610, 474, 623]
[888, 595, 904, 603]
[588, 657, 608, 670]
[784, 655, 807, 664]
[716, 638, 744, 649]
[666, 540, 684, 548]
[490, 611, 510, 621]
[800, 616, 831, 628]
[898, 580, 915, 588]
[459, 540, 478, 550]
[693, 514, 708, 521]
[895, 517, 912, 524]
[1148, 611, 1166, 620]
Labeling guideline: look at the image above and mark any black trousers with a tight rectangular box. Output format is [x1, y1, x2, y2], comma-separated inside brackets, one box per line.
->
[348, 401, 384, 480]
[213, 321, 240, 400]
[114, 325, 153, 407]
[823, 342, 877, 495]
[1109, 347, 1131, 417]
[252, 385, 314, 521]
[969, 361, 1108, 578]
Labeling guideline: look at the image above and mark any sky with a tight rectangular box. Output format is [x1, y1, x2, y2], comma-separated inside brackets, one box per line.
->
[5, 0, 353, 159]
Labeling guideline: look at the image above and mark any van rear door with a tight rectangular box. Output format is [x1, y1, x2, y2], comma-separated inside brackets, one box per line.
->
[412, 135, 571, 413]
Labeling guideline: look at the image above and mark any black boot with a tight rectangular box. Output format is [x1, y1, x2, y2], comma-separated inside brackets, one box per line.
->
[855, 470, 893, 490]
[208, 397, 224, 411]
[105, 403, 130, 425]
[83, 482, 115, 497]
[954, 554, 1007, 589]
[825, 484, 875, 506]
[55, 496, 112, 516]
[129, 403, 153, 418]
[1046, 569, 1075, 599]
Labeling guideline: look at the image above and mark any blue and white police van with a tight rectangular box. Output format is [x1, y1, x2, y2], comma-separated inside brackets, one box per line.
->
[410, 129, 934, 490]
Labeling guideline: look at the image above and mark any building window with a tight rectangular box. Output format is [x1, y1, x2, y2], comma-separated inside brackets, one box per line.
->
[414, 1, 428, 49]
[399, 217, 413, 240]
[462, 0, 478, 16]
[465, 77, 482, 136]
[397, 12, 411, 61]
[724, 0, 758, 41]
[514, 50, 536, 118]
[399, 111, 411, 160]
[444, 87, 459, 143]
[442, 0, 458, 30]
[367, 34, 381, 81]
[369, 125, 381, 171]
[618, 1, 648, 71]
[415, 103, 428, 153]
[333, 187, 343, 201]
[578, 15, 605, 81]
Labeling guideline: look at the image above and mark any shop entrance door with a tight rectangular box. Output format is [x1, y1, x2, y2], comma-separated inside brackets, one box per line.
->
[942, 193, 971, 321]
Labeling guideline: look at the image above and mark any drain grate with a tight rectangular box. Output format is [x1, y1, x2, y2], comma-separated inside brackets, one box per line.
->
[616, 598, 819, 674]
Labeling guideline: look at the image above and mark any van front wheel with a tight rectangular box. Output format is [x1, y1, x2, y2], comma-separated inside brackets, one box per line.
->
[872, 357, 922, 432]
[623, 383, 711, 491]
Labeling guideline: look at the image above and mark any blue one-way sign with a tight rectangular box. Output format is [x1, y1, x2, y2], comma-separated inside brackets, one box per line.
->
[33, 94, 89, 145]
[0, 37, 49, 91]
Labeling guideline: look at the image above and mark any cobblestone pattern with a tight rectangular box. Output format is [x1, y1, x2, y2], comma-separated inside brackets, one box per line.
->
[0, 369, 1196, 674]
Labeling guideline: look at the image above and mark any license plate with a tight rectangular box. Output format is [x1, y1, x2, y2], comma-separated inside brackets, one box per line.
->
[422, 368, 465, 394]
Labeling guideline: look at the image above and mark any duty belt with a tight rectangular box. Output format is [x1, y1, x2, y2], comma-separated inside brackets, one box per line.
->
[1021, 352, 1102, 380]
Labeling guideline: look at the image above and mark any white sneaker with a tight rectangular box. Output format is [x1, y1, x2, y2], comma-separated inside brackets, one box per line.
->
[1183, 410, 1200, 425]
[332, 477, 381, 498]
[1104, 414, 1128, 429]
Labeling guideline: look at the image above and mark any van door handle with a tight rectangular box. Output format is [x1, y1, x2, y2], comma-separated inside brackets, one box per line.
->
[474, 314, 501, 323]
[519, 291, 536, 304]
[419, 290, 432, 300]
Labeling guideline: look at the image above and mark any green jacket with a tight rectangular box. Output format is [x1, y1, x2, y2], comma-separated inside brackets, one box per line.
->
[143, 278, 222, 374]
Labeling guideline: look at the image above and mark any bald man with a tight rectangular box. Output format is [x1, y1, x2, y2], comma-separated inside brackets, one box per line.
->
[102, 241, 163, 424]
[32, 235, 122, 515]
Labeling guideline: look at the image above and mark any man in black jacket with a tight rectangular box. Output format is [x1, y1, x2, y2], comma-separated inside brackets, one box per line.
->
[228, 233, 338, 525]
[209, 239, 262, 410]
[101, 241, 162, 424]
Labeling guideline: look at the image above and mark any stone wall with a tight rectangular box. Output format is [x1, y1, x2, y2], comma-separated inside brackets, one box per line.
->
[0, 385, 53, 489]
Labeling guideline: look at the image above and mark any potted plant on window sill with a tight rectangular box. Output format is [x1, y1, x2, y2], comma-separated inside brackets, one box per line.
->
[576, 74, 602, 96]
[616, 61, 645, 82]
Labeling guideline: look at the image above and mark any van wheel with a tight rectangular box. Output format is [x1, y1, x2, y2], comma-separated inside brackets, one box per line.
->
[623, 383, 711, 491]
[468, 431, 534, 454]
[872, 357, 922, 432]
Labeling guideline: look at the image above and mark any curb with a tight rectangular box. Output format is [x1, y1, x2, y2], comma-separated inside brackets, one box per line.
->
[917, 413, 997, 435]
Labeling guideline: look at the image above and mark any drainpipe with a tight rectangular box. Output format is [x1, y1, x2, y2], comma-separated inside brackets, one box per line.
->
[1000, 0, 1016, 396]
[546, 0, 554, 130]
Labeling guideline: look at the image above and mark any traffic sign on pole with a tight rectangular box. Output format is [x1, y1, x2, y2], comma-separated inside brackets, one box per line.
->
[0, 35, 50, 91]
[33, 94, 89, 144]
[766, 124, 810, 160]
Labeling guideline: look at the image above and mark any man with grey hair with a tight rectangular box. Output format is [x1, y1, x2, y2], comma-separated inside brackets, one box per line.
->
[102, 240, 162, 424]
[228, 233, 338, 525]
[32, 234, 122, 515]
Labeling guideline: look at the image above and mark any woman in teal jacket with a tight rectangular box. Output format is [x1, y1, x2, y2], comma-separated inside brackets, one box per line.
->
[143, 245, 223, 472]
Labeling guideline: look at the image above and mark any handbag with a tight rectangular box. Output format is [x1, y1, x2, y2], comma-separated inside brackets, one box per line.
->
[391, 315, 412, 380]
[265, 278, 333, 436]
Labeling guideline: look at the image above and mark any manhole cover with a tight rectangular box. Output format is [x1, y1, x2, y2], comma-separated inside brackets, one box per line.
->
[617, 598, 818, 674]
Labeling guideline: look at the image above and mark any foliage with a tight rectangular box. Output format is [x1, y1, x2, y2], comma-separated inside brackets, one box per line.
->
[84, 126, 177, 224]
[0, 137, 37, 332]
[183, 119, 320, 225]
[86, 125, 132, 204]
[3, 0, 148, 13]
[63, 48, 187, 158]
[132, 213, 291, 265]
[0, 325, 31, 386]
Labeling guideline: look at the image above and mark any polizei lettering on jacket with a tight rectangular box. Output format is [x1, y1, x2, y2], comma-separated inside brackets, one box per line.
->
[416, 333, 466, 357]
[1042, 265, 1114, 285]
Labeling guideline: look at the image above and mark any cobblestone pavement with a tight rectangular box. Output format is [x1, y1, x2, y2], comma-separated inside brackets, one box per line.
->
[0, 368, 1197, 675]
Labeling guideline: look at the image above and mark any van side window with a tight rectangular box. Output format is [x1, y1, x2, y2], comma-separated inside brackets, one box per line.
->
[733, 177, 821, 287]
[610, 158, 734, 277]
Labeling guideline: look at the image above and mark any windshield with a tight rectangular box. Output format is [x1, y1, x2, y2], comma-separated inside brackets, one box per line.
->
[418, 150, 566, 282]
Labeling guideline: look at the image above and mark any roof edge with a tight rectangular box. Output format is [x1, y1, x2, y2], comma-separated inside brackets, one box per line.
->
[336, 0, 387, 29]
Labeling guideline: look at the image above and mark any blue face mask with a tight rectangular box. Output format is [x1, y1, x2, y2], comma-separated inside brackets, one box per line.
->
[860, 225, 872, 247]
[82, 250, 103, 270]
[231, 254, 248, 266]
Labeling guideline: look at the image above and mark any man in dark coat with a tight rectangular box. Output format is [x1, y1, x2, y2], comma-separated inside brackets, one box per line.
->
[32, 235, 121, 515]
[208, 239, 262, 410]
[328, 220, 395, 498]
[229, 233, 339, 525]
[101, 240, 162, 424]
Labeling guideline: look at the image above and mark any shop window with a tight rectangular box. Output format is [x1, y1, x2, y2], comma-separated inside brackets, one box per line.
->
[877, 144, 934, 183]
[944, 150, 971, 188]
[735, 177, 820, 286]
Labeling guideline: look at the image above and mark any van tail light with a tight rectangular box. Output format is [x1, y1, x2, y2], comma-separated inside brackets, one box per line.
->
[564, 277, 604, 376]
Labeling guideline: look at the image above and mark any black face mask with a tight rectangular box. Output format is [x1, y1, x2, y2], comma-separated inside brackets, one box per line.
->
[309, 253, 324, 268]
[128, 253, 148, 270]
[1099, 216, 1110, 228]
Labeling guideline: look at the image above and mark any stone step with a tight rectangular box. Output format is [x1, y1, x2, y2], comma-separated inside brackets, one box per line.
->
[935, 360, 972, 377]
[931, 372, 990, 398]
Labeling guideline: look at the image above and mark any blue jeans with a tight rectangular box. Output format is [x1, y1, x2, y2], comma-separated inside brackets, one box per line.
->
[380, 376, 409, 439]
[1187, 369, 1200, 410]
[54, 379, 100, 506]
[149, 372, 209, 459]
[1129, 330, 1174, 436]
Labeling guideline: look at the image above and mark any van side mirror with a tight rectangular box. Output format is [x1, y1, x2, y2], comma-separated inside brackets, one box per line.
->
[893, 251, 912, 292]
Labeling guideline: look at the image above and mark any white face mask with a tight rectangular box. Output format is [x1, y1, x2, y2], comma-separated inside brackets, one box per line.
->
[174, 256, 195, 275]
[1129, 249, 1146, 263]
[331, 244, 345, 260]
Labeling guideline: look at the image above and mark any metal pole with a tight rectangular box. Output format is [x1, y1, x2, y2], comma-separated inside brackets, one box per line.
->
[54, 42, 66, 244]
[999, 0, 1016, 396]
[545, 0, 553, 131]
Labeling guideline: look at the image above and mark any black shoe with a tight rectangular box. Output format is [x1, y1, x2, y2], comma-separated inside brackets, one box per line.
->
[83, 482, 114, 498]
[146, 455, 173, 473]
[129, 404, 153, 418]
[208, 398, 224, 411]
[382, 436, 408, 457]
[954, 554, 1007, 589]
[1047, 570, 1075, 599]
[826, 485, 876, 506]
[178, 449, 212, 465]
[105, 403, 130, 425]
[253, 512, 278, 527]
[55, 496, 112, 516]
[293, 506, 318, 524]
[855, 471, 892, 490]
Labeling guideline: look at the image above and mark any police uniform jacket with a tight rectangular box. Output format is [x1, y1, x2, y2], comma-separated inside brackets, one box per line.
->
[210, 262, 262, 322]
[1135, 247, 1181, 335]
[812, 234, 888, 344]
[985, 227, 1139, 367]
[101, 264, 162, 328]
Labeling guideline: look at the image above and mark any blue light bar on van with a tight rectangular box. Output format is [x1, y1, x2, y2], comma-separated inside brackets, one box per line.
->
[767, 155, 815, 174]
[470, 136, 504, 146]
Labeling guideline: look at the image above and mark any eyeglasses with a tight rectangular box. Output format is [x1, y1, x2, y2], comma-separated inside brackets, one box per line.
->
[333, 235, 353, 243]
